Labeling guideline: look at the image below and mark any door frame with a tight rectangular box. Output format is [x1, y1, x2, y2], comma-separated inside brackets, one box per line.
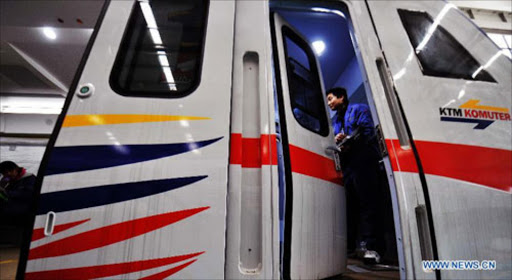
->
[16, 0, 112, 276]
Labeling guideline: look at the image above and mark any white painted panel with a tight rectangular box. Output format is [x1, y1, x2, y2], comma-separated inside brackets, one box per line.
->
[368, 1, 512, 149]
[428, 175, 512, 279]
[367, 2, 511, 279]
[289, 173, 345, 279]
[24, 0, 235, 279]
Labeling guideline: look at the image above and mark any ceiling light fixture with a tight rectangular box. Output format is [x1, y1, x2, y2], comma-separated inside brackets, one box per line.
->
[0, 96, 64, 114]
[312, 40, 326, 56]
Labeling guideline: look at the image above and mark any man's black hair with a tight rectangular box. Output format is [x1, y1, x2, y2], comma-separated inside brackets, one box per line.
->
[0, 161, 19, 174]
[326, 87, 348, 100]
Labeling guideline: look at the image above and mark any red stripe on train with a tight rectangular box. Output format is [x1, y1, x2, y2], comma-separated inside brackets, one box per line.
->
[385, 140, 418, 173]
[139, 259, 198, 280]
[289, 145, 342, 185]
[230, 133, 342, 184]
[32, 219, 90, 242]
[386, 139, 511, 191]
[28, 207, 209, 260]
[230, 133, 278, 167]
[25, 252, 203, 280]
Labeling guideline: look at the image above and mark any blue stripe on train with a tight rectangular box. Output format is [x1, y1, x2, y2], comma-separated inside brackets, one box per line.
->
[45, 137, 222, 175]
[36, 176, 207, 215]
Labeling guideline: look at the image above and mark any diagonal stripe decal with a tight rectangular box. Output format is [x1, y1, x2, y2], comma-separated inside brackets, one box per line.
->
[36, 176, 207, 215]
[45, 137, 222, 175]
[62, 114, 210, 128]
[440, 116, 494, 129]
[25, 252, 204, 280]
[32, 219, 90, 241]
[459, 99, 509, 113]
[28, 207, 209, 260]
[139, 259, 198, 280]
[289, 144, 343, 185]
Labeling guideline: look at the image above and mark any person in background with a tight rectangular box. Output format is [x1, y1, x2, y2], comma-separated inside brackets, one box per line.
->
[326, 87, 382, 264]
[0, 161, 36, 226]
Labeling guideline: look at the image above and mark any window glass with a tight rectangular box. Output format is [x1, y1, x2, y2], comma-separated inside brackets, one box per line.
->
[504, 34, 512, 49]
[110, 0, 208, 97]
[488, 33, 508, 49]
[488, 33, 512, 59]
[282, 27, 329, 136]
[398, 9, 496, 83]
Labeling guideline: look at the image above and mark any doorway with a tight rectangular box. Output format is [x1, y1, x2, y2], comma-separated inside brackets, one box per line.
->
[270, 1, 400, 278]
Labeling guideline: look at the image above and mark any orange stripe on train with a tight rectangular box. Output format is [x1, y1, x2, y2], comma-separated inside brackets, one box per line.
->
[62, 114, 210, 127]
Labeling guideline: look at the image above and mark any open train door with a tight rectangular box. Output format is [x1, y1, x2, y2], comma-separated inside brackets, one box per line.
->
[18, 0, 235, 279]
[365, 1, 512, 279]
[271, 13, 345, 280]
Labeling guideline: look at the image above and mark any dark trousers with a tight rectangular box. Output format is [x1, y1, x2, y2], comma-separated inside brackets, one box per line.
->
[343, 148, 381, 251]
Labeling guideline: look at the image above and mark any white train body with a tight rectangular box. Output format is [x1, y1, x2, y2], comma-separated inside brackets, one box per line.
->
[18, 1, 511, 279]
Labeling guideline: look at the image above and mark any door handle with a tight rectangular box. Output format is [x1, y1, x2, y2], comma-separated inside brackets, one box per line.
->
[376, 58, 410, 148]
[325, 146, 342, 171]
[325, 145, 340, 154]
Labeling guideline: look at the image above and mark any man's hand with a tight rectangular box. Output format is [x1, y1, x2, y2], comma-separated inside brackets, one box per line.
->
[335, 133, 347, 143]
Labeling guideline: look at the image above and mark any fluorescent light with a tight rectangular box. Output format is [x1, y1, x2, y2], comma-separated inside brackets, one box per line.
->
[157, 51, 177, 90]
[488, 33, 508, 49]
[42, 27, 57, 40]
[458, 89, 465, 99]
[149, 29, 163, 45]
[158, 54, 170, 66]
[393, 68, 406, 80]
[312, 40, 326, 56]
[1, 107, 61, 114]
[139, 2, 158, 28]
[140, 1, 163, 45]
[471, 50, 504, 78]
[0, 96, 63, 114]
[139, 1, 177, 91]
[311, 7, 346, 19]
[416, 4, 455, 53]
[163, 67, 177, 91]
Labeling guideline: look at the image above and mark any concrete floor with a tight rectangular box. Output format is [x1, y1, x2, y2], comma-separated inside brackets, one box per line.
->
[340, 258, 400, 279]
[0, 247, 19, 280]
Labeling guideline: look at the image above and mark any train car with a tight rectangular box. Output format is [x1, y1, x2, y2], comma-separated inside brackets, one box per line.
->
[17, 0, 511, 279]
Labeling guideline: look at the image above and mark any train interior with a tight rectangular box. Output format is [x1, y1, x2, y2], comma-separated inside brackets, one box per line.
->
[270, 1, 400, 278]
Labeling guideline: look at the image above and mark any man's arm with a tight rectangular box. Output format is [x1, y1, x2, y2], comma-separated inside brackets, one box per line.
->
[354, 105, 375, 138]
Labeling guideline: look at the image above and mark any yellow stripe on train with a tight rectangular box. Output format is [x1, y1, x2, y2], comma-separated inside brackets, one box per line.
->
[459, 99, 509, 113]
[62, 115, 210, 127]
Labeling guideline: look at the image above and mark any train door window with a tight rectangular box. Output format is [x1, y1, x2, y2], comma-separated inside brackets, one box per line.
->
[282, 27, 329, 136]
[398, 9, 496, 83]
[110, 0, 208, 97]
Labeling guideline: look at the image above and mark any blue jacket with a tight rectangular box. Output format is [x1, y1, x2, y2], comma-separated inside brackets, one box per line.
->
[332, 103, 380, 174]
[332, 103, 375, 139]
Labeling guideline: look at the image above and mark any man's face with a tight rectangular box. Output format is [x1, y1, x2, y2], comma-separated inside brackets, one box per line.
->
[326, 93, 344, 111]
